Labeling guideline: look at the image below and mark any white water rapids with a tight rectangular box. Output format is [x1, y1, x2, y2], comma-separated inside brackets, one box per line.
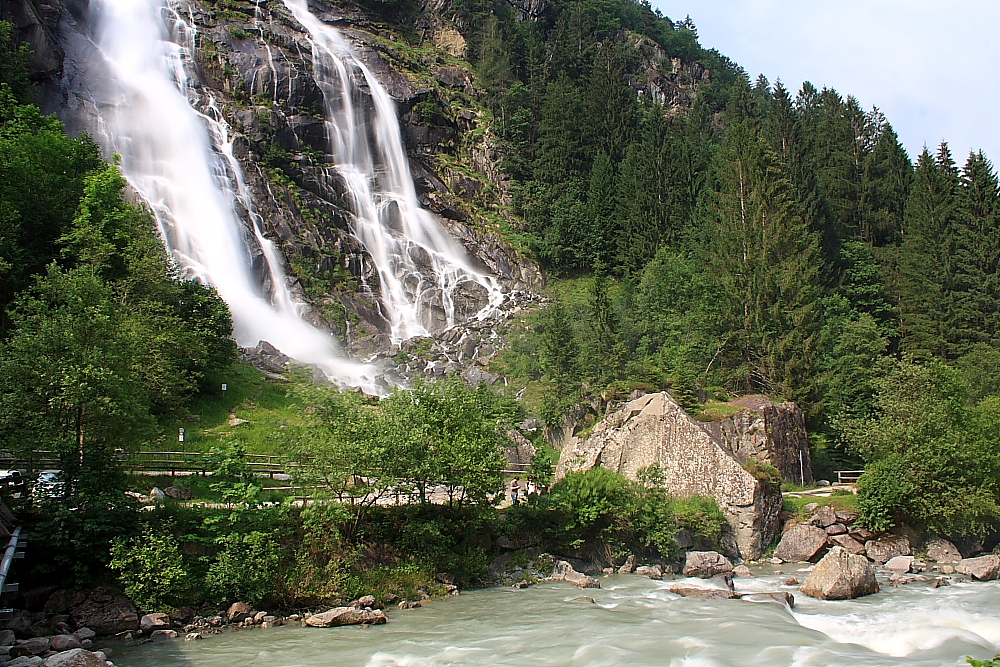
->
[69, 0, 503, 387]
[108, 571, 1000, 667]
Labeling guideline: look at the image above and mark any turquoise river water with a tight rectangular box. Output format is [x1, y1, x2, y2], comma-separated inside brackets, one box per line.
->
[112, 570, 1000, 667]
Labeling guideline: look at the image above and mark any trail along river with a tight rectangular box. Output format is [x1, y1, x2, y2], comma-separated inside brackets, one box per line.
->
[112, 569, 1000, 667]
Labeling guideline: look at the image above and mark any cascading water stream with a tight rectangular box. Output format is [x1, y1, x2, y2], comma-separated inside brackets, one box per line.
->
[82, 0, 377, 388]
[280, 0, 505, 343]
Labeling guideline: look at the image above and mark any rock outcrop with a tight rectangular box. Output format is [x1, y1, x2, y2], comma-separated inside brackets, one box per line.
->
[799, 546, 879, 600]
[700, 395, 812, 485]
[556, 392, 783, 560]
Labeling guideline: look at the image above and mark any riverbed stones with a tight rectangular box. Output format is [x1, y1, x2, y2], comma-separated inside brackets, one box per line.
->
[8, 638, 49, 658]
[799, 546, 878, 600]
[41, 648, 107, 667]
[70, 629, 94, 643]
[773, 524, 829, 562]
[617, 555, 636, 574]
[925, 538, 962, 564]
[733, 565, 754, 578]
[885, 556, 914, 573]
[0, 630, 16, 646]
[956, 555, 1000, 581]
[556, 392, 783, 560]
[683, 551, 734, 578]
[150, 629, 178, 642]
[7, 657, 42, 667]
[864, 535, 911, 565]
[742, 592, 795, 608]
[304, 607, 387, 627]
[552, 561, 601, 588]
[634, 565, 663, 580]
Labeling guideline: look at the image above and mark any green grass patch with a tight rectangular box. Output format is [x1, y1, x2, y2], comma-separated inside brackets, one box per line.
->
[162, 362, 303, 455]
[693, 401, 745, 422]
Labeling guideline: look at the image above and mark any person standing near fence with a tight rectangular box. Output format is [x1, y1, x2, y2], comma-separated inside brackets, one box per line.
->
[510, 477, 520, 505]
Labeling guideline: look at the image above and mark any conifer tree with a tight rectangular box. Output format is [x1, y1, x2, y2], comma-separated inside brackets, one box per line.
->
[698, 122, 821, 397]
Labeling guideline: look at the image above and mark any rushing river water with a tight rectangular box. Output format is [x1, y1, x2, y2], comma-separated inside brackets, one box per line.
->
[113, 570, 1000, 667]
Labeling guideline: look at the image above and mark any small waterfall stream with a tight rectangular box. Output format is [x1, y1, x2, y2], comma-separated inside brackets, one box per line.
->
[280, 0, 505, 342]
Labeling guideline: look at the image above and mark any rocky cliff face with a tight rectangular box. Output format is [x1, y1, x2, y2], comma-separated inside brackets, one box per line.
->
[700, 395, 813, 486]
[556, 392, 783, 561]
[7, 0, 711, 381]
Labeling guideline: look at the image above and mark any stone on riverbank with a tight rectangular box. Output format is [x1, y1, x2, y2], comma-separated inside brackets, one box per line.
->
[634, 565, 663, 580]
[304, 608, 387, 627]
[829, 534, 866, 556]
[42, 649, 107, 667]
[925, 538, 962, 564]
[956, 555, 1000, 581]
[800, 546, 878, 600]
[66, 590, 139, 636]
[226, 602, 253, 623]
[742, 592, 795, 608]
[552, 561, 601, 588]
[683, 551, 734, 578]
[8, 638, 49, 658]
[864, 535, 911, 565]
[49, 635, 82, 652]
[773, 525, 829, 562]
[139, 613, 170, 634]
[733, 565, 754, 578]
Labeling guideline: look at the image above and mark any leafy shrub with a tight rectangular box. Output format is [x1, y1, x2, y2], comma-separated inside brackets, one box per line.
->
[206, 530, 279, 605]
[968, 656, 1000, 667]
[110, 528, 188, 612]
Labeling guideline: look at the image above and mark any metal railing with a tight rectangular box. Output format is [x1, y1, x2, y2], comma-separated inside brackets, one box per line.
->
[835, 470, 864, 484]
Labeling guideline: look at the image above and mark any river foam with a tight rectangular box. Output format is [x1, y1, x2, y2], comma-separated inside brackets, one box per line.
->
[112, 573, 999, 667]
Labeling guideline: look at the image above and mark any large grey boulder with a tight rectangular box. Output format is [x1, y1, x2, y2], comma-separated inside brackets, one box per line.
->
[8, 657, 43, 667]
[809, 506, 838, 528]
[42, 649, 107, 667]
[773, 524, 829, 562]
[556, 392, 783, 560]
[683, 551, 734, 578]
[800, 546, 879, 600]
[48, 635, 82, 652]
[67, 590, 139, 636]
[8, 638, 49, 658]
[864, 535, 911, 564]
[925, 538, 962, 564]
[956, 555, 1000, 581]
[225, 602, 253, 624]
[304, 607, 387, 627]
[552, 561, 601, 589]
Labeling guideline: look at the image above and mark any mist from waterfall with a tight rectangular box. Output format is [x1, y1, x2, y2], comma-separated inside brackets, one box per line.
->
[83, 0, 377, 388]
[280, 0, 505, 343]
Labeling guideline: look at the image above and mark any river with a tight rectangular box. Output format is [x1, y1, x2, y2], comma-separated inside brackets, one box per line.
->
[112, 569, 1000, 667]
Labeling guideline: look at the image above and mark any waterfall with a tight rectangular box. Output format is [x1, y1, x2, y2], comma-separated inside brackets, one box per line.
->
[280, 0, 505, 342]
[82, 0, 377, 388]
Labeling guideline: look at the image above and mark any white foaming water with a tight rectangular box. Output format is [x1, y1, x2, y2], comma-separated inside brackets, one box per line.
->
[114, 574, 1000, 667]
[84, 0, 376, 388]
[280, 0, 504, 342]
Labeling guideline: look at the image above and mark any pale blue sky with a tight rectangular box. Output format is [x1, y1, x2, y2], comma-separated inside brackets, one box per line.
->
[650, 0, 1000, 166]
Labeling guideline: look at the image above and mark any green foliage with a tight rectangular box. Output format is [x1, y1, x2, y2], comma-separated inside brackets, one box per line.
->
[842, 359, 1000, 536]
[0, 23, 32, 102]
[968, 655, 1000, 667]
[110, 527, 189, 612]
[206, 530, 280, 605]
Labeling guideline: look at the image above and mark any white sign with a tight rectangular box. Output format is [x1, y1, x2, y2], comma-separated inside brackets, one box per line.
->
[178, 427, 186, 442]
[222, 383, 228, 391]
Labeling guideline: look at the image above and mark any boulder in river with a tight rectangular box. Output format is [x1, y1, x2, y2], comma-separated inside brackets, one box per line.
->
[884, 556, 914, 573]
[741, 592, 795, 608]
[956, 555, 1000, 581]
[925, 538, 962, 564]
[48, 635, 82, 652]
[773, 524, 829, 562]
[799, 546, 878, 600]
[226, 602, 253, 623]
[552, 561, 601, 589]
[864, 535, 911, 564]
[634, 564, 663, 580]
[305, 607, 387, 627]
[668, 585, 740, 601]
[733, 565, 754, 578]
[683, 551, 734, 578]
